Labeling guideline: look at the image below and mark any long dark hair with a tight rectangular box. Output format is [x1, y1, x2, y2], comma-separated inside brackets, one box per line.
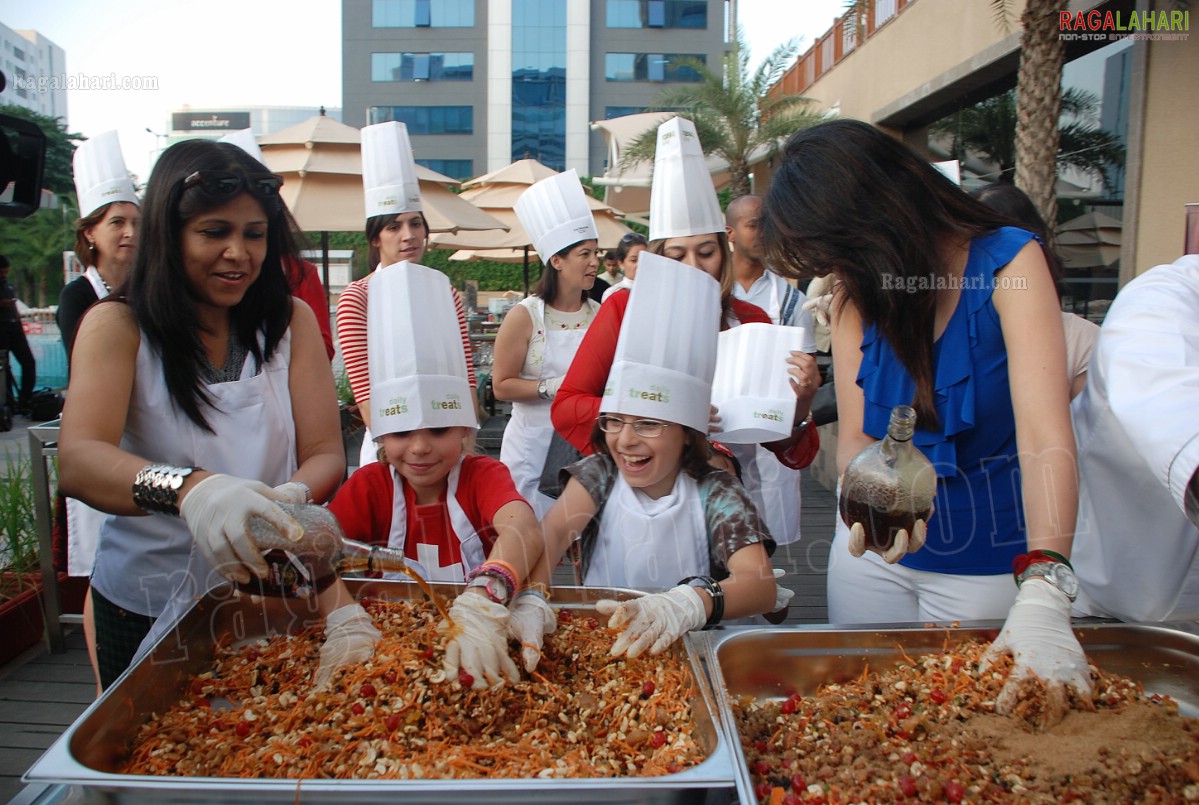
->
[533, 239, 593, 305]
[760, 120, 1014, 428]
[125, 139, 295, 432]
[971, 183, 1065, 299]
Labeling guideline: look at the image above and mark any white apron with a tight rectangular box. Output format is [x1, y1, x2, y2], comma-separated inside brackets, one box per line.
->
[384, 456, 486, 581]
[500, 297, 595, 517]
[584, 472, 709, 589]
[117, 331, 297, 662]
[65, 267, 115, 577]
[729, 442, 802, 546]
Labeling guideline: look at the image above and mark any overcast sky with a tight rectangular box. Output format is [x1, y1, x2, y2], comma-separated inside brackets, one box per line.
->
[0, 0, 844, 182]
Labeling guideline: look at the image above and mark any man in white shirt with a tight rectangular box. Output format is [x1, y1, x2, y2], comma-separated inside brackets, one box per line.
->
[725, 195, 818, 545]
[1071, 254, 1199, 623]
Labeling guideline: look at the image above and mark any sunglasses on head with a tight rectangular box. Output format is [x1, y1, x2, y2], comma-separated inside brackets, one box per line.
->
[180, 170, 284, 200]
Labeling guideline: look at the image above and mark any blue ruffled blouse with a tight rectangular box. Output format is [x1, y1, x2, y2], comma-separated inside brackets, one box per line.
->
[857, 227, 1036, 575]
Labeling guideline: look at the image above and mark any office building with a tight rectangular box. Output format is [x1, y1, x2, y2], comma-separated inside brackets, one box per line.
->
[0, 23, 67, 120]
[341, 0, 727, 179]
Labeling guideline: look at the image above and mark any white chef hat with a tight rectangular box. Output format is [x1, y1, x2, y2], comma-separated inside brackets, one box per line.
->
[600, 251, 719, 433]
[648, 117, 723, 242]
[710, 323, 807, 443]
[361, 121, 423, 219]
[73, 130, 138, 218]
[368, 261, 477, 436]
[218, 128, 267, 168]
[515, 169, 599, 264]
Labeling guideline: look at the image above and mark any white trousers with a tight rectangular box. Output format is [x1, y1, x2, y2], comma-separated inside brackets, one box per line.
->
[826, 521, 1017, 625]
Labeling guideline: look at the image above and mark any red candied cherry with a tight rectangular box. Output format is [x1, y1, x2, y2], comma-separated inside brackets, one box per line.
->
[790, 773, 806, 793]
[385, 713, 402, 732]
[929, 688, 948, 705]
[235, 720, 252, 738]
[557, 609, 573, 624]
[641, 680, 655, 697]
[360, 683, 377, 698]
[754, 781, 773, 800]
[458, 668, 475, 688]
[651, 731, 667, 748]
[753, 759, 771, 776]
[350, 702, 365, 716]
[944, 780, 965, 802]
[898, 775, 918, 797]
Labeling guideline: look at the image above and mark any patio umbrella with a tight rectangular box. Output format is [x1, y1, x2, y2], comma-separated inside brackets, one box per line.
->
[256, 112, 507, 298]
[1056, 211, 1122, 270]
[429, 159, 633, 295]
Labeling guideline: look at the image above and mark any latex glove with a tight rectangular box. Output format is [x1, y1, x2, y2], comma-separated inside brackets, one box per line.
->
[802, 292, 834, 328]
[271, 481, 312, 505]
[440, 592, 520, 689]
[596, 585, 706, 659]
[772, 568, 795, 612]
[506, 592, 556, 672]
[981, 580, 1093, 729]
[846, 516, 928, 564]
[313, 603, 381, 689]
[180, 474, 303, 584]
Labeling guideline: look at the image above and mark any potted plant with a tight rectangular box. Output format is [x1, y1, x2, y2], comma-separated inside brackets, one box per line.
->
[0, 454, 49, 665]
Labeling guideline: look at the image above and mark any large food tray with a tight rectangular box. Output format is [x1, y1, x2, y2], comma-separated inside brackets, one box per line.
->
[24, 579, 738, 804]
[700, 623, 1199, 805]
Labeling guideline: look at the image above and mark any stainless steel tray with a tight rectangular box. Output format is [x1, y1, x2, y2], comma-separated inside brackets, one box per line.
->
[24, 579, 738, 804]
[701, 622, 1199, 805]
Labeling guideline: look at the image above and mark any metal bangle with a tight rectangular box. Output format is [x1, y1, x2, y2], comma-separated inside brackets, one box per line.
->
[131, 464, 199, 516]
[679, 575, 725, 629]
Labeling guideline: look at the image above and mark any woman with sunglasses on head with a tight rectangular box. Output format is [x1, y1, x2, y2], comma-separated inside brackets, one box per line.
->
[491, 171, 601, 517]
[58, 139, 352, 690]
[336, 122, 477, 468]
[552, 118, 821, 477]
[600, 232, 645, 302]
[524, 254, 782, 665]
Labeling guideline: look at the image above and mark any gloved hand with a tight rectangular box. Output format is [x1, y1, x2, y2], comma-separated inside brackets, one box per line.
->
[313, 603, 381, 689]
[981, 580, 1093, 729]
[596, 585, 707, 659]
[542, 375, 565, 399]
[802, 292, 834, 328]
[271, 481, 312, 505]
[180, 474, 303, 584]
[440, 592, 520, 689]
[506, 592, 556, 672]
[846, 517, 928, 564]
[772, 568, 795, 612]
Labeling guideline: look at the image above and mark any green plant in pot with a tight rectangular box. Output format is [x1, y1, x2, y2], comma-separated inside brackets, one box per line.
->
[0, 454, 40, 602]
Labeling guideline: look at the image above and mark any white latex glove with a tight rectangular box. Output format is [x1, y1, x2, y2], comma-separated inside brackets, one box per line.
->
[802, 292, 834, 328]
[846, 516, 928, 564]
[313, 603, 381, 689]
[981, 580, 1093, 729]
[271, 481, 312, 505]
[180, 474, 303, 584]
[506, 592, 557, 672]
[596, 585, 706, 659]
[440, 592, 520, 689]
[772, 568, 795, 612]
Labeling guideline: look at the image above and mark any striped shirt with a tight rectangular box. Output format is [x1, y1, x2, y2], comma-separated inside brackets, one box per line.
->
[336, 275, 477, 411]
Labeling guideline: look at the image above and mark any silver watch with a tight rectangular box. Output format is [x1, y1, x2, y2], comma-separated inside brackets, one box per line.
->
[1017, 561, 1079, 601]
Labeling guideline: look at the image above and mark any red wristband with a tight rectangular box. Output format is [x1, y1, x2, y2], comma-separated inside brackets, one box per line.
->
[1012, 549, 1073, 581]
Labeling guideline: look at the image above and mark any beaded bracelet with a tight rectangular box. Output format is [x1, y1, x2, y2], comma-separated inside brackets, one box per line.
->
[466, 561, 518, 596]
[679, 575, 725, 629]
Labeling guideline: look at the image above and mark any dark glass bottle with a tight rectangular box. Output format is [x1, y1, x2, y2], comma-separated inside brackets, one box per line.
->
[838, 405, 937, 554]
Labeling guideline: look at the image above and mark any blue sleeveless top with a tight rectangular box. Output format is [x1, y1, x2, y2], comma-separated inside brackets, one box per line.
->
[857, 227, 1036, 575]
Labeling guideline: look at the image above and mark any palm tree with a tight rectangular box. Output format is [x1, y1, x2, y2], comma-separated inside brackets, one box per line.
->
[931, 88, 1125, 190]
[618, 28, 826, 199]
[840, 0, 1066, 227]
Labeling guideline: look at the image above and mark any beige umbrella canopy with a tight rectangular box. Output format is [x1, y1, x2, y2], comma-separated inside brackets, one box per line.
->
[429, 159, 633, 294]
[1056, 211, 1122, 270]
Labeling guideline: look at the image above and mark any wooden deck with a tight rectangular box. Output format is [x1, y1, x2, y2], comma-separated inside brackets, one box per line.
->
[0, 417, 836, 804]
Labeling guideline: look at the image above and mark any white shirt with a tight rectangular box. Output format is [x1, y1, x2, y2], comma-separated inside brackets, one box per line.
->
[732, 269, 818, 353]
[1071, 255, 1199, 622]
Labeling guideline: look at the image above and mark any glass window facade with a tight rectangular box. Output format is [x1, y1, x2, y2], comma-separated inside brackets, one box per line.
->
[511, 0, 566, 170]
[605, 53, 705, 82]
[368, 106, 474, 134]
[416, 158, 474, 180]
[372, 0, 474, 28]
[606, 0, 707, 29]
[372, 52, 475, 82]
[605, 106, 646, 118]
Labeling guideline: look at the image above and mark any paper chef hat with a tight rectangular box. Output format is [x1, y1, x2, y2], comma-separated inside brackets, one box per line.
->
[218, 128, 267, 168]
[600, 251, 719, 433]
[648, 117, 723, 242]
[515, 169, 599, 264]
[368, 261, 477, 435]
[710, 323, 807, 443]
[73, 130, 138, 219]
[361, 121, 423, 219]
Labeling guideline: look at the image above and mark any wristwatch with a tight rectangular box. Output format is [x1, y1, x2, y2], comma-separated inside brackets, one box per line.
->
[468, 574, 511, 606]
[1017, 561, 1079, 601]
[537, 378, 550, 400]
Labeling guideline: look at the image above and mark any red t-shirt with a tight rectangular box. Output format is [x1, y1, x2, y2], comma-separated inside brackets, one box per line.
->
[328, 455, 525, 575]
[284, 257, 336, 361]
[550, 288, 818, 468]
